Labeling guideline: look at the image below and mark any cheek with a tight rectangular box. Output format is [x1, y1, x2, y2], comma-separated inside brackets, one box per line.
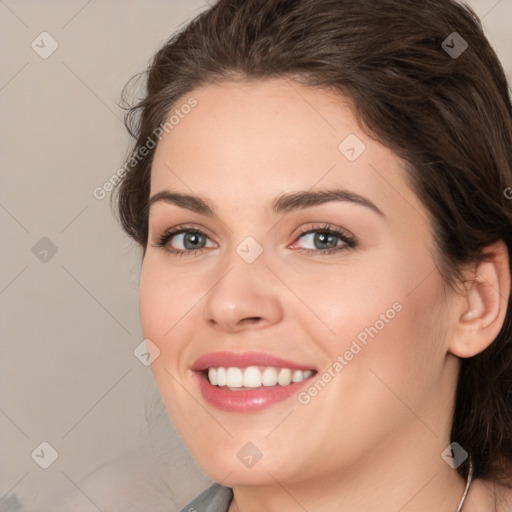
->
[292, 256, 423, 350]
[139, 259, 202, 418]
[294, 275, 448, 461]
[308, 246, 448, 393]
[139, 257, 201, 345]
[139, 267, 167, 344]
[339, 268, 448, 411]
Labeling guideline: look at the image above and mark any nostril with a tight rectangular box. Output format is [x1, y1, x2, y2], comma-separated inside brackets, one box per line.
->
[241, 317, 262, 324]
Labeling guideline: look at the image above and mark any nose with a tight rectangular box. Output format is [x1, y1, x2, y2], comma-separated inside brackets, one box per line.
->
[202, 260, 283, 334]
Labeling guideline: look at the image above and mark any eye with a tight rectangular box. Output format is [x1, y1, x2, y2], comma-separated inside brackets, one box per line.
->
[153, 223, 356, 257]
[154, 225, 216, 256]
[290, 224, 356, 255]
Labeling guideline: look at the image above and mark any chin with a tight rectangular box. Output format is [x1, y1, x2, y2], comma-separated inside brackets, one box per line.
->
[190, 443, 297, 487]
[202, 463, 289, 488]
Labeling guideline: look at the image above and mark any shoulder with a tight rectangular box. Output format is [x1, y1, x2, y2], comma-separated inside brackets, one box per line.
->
[180, 484, 234, 512]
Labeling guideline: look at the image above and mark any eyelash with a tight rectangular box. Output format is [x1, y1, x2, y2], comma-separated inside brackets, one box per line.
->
[154, 223, 357, 257]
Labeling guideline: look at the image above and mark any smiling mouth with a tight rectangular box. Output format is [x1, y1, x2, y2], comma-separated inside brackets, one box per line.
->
[205, 366, 316, 389]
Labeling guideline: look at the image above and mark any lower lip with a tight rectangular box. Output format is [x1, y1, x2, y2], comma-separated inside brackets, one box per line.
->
[195, 371, 313, 412]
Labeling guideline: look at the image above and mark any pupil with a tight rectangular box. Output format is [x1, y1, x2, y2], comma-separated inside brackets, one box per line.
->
[315, 232, 336, 249]
[184, 232, 203, 250]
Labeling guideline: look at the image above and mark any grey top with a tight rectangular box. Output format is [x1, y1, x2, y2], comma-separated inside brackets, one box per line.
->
[180, 484, 233, 512]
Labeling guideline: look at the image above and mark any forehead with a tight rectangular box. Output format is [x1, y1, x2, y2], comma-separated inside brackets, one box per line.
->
[149, 78, 420, 220]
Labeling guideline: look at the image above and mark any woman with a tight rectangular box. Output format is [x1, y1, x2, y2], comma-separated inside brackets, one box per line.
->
[114, 0, 512, 510]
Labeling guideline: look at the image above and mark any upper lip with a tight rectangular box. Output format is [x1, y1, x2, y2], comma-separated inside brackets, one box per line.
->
[191, 351, 316, 371]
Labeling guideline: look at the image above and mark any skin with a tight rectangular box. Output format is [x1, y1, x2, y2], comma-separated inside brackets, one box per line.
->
[139, 78, 511, 511]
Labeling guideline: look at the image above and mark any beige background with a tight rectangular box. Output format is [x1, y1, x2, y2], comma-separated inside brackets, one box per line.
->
[0, 1, 510, 511]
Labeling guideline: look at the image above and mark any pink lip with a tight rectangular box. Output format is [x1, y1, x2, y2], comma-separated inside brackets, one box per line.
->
[191, 351, 315, 371]
[191, 351, 316, 413]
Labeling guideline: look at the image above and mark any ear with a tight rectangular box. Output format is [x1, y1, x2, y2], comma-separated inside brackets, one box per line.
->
[449, 240, 511, 358]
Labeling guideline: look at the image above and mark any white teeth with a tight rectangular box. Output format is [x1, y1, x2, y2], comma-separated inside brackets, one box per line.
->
[243, 366, 262, 388]
[291, 369, 303, 383]
[226, 367, 243, 387]
[206, 366, 314, 388]
[217, 367, 226, 386]
[262, 367, 278, 386]
[208, 368, 217, 386]
[277, 368, 292, 386]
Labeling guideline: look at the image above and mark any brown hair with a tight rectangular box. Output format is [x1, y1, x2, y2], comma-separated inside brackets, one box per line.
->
[114, 0, 512, 486]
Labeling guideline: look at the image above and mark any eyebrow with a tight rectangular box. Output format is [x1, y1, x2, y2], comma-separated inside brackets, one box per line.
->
[148, 188, 384, 217]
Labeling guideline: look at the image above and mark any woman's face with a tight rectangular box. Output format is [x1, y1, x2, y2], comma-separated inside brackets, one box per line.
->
[140, 78, 460, 487]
